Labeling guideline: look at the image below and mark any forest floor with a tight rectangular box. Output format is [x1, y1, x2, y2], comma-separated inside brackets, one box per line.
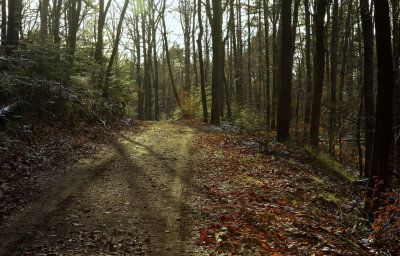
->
[0, 120, 378, 255]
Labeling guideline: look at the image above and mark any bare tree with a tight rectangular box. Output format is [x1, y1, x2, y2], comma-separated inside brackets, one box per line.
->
[309, 0, 327, 147]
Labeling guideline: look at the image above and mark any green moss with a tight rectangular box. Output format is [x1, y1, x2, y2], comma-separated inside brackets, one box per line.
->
[234, 174, 264, 188]
[320, 191, 345, 205]
[305, 146, 355, 182]
[309, 174, 326, 185]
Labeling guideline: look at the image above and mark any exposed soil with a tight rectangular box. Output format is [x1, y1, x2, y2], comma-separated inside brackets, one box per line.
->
[0, 122, 203, 255]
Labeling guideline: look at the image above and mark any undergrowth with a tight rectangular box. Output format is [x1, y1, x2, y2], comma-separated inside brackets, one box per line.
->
[305, 146, 355, 182]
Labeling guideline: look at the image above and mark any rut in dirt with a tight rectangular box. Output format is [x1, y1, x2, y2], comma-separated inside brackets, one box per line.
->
[0, 122, 201, 255]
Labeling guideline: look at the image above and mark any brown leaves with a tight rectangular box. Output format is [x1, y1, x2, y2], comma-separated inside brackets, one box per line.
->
[193, 126, 371, 255]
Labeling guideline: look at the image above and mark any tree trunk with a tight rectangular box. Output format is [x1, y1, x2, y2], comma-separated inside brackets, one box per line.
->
[338, 0, 352, 160]
[328, 0, 339, 156]
[162, 9, 182, 108]
[153, 20, 160, 120]
[1, 0, 6, 46]
[134, 15, 144, 120]
[365, 0, 394, 217]
[304, 0, 312, 124]
[230, 0, 241, 106]
[263, 0, 271, 127]
[237, 0, 245, 106]
[39, 0, 49, 41]
[276, 0, 293, 141]
[390, 0, 400, 175]
[52, 0, 62, 45]
[271, 0, 280, 129]
[103, 0, 129, 97]
[6, 0, 22, 55]
[210, 0, 223, 125]
[309, 0, 327, 147]
[66, 0, 82, 66]
[247, 0, 252, 106]
[192, 1, 198, 89]
[94, 0, 112, 64]
[360, 0, 374, 177]
[181, 0, 191, 91]
[197, 0, 208, 122]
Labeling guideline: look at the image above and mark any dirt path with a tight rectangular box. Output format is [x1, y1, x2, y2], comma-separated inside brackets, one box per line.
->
[0, 122, 201, 255]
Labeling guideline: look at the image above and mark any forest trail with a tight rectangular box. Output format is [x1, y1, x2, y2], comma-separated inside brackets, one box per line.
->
[0, 122, 201, 255]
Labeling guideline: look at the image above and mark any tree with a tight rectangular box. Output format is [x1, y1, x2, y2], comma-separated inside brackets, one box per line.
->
[209, 0, 223, 125]
[303, 0, 312, 124]
[309, 0, 327, 147]
[52, 0, 62, 45]
[1, 0, 6, 46]
[236, 0, 244, 106]
[103, 0, 129, 97]
[365, 0, 395, 216]
[39, 0, 49, 41]
[328, 0, 339, 156]
[390, 0, 400, 173]
[360, 0, 374, 177]
[276, 0, 292, 141]
[179, 0, 192, 91]
[6, 0, 22, 55]
[263, 0, 271, 127]
[161, 4, 182, 109]
[151, 3, 161, 121]
[94, 0, 112, 65]
[66, 0, 83, 66]
[197, 0, 208, 122]
[271, 0, 279, 129]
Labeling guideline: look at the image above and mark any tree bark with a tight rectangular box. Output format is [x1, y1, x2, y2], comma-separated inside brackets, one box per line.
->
[263, 0, 271, 127]
[180, 0, 191, 91]
[328, 0, 339, 156]
[162, 10, 182, 108]
[276, 0, 292, 141]
[365, 0, 395, 217]
[197, 0, 208, 122]
[304, 0, 312, 124]
[153, 15, 160, 120]
[210, 0, 223, 125]
[6, 0, 22, 55]
[103, 0, 129, 97]
[237, 0, 244, 106]
[52, 0, 62, 45]
[39, 0, 49, 41]
[390, 0, 400, 174]
[1, 0, 6, 46]
[94, 0, 112, 64]
[309, 0, 327, 147]
[360, 0, 374, 177]
[66, 0, 83, 66]
[247, 0, 252, 106]
[271, 0, 279, 129]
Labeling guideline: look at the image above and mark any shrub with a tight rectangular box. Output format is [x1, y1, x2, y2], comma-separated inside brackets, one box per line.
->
[369, 191, 400, 252]
[232, 106, 264, 132]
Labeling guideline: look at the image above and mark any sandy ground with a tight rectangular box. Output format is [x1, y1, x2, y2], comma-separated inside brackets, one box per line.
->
[0, 122, 202, 255]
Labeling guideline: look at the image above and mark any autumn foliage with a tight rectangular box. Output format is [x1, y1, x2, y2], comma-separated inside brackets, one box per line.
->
[191, 123, 375, 255]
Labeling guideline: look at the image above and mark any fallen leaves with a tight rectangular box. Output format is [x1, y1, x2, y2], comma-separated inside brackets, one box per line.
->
[192, 125, 372, 255]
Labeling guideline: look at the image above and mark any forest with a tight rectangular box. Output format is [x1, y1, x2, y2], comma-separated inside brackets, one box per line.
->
[0, 0, 399, 254]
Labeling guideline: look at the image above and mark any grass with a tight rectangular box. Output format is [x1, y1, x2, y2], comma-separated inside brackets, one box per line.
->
[305, 146, 355, 182]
